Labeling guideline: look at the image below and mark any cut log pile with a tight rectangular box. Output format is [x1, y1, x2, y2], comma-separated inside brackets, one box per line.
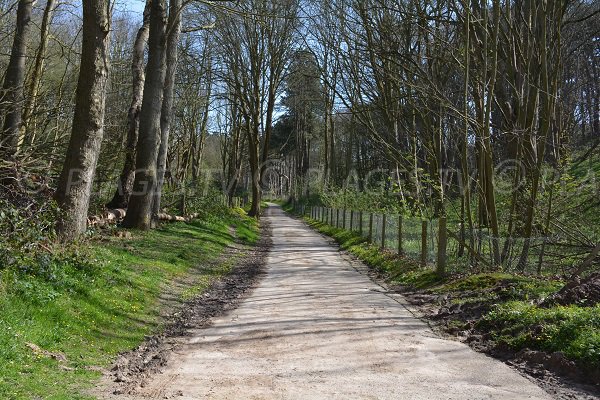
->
[156, 212, 199, 222]
[88, 209, 199, 227]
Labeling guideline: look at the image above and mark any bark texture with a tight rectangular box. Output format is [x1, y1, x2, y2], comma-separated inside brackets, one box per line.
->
[21, 0, 56, 147]
[123, 0, 168, 229]
[106, 0, 151, 209]
[54, 0, 111, 240]
[1, 0, 35, 157]
[152, 0, 182, 218]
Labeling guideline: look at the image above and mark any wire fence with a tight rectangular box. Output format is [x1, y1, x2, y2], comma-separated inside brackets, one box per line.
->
[294, 204, 592, 276]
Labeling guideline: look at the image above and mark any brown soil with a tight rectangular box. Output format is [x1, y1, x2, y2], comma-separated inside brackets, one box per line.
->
[102, 220, 272, 396]
[541, 273, 600, 308]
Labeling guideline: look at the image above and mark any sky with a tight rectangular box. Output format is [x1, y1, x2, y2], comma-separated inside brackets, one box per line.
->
[116, 0, 146, 16]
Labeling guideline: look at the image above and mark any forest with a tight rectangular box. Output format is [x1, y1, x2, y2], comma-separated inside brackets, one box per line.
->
[0, 0, 599, 398]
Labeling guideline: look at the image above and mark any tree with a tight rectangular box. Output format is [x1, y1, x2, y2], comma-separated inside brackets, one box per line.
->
[152, 0, 183, 217]
[123, 0, 168, 229]
[54, 0, 111, 240]
[106, 0, 151, 209]
[281, 50, 324, 196]
[0, 0, 35, 158]
[21, 0, 57, 147]
[216, 0, 298, 217]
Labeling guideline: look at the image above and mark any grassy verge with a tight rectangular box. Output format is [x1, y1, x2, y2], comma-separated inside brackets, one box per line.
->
[0, 210, 258, 399]
[293, 211, 599, 374]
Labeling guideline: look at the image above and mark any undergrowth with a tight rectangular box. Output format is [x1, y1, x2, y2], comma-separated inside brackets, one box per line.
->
[0, 208, 258, 399]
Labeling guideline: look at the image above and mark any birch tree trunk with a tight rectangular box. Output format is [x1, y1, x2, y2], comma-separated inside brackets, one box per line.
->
[54, 0, 111, 240]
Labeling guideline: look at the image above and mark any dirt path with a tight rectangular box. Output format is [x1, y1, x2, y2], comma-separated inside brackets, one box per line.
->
[116, 205, 552, 399]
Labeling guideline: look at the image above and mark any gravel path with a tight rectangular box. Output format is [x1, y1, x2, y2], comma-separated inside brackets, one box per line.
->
[128, 205, 551, 400]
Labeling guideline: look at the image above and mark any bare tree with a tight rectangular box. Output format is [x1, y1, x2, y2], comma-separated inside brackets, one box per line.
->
[152, 0, 183, 217]
[0, 0, 35, 158]
[54, 0, 111, 240]
[123, 0, 168, 229]
[106, 0, 151, 209]
[217, 0, 297, 217]
[20, 0, 57, 147]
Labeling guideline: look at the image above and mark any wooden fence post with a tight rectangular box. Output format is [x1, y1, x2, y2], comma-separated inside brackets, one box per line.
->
[368, 213, 374, 243]
[398, 215, 403, 254]
[421, 220, 428, 267]
[437, 216, 447, 275]
[359, 211, 363, 235]
[381, 214, 387, 249]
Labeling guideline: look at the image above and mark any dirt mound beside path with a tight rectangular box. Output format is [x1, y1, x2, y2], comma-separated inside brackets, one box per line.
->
[541, 273, 600, 307]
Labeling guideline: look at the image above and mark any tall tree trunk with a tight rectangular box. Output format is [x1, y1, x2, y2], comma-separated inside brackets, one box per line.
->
[106, 0, 151, 209]
[260, 81, 276, 183]
[247, 117, 261, 217]
[323, 108, 329, 186]
[226, 108, 243, 206]
[21, 0, 56, 147]
[0, 0, 35, 158]
[54, 0, 111, 240]
[459, 1, 474, 259]
[123, 0, 168, 230]
[518, 1, 563, 270]
[192, 43, 212, 181]
[152, 0, 182, 218]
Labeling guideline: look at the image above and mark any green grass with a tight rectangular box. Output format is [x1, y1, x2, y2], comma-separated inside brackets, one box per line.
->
[481, 302, 600, 367]
[241, 200, 273, 214]
[0, 211, 258, 399]
[431, 273, 563, 300]
[294, 210, 599, 370]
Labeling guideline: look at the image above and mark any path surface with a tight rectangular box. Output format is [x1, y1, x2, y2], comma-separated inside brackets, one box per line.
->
[129, 205, 551, 399]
